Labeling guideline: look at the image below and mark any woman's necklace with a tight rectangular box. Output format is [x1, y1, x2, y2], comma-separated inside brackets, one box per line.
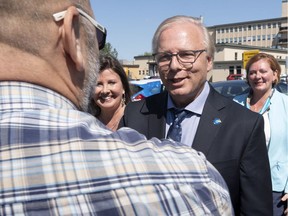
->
[249, 101, 264, 112]
[246, 89, 274, 114]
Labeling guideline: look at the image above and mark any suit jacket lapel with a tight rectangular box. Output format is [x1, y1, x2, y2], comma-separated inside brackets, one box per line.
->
[141, 92, 168, 139]
[192, 88, 227, 155]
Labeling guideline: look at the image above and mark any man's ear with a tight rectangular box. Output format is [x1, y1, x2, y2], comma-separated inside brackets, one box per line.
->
[61, 6, 84, 71]
[207, 56, 213, 72]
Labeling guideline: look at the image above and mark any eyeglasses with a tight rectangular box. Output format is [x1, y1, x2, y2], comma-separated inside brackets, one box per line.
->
[53, 8, 107, 50]
[153, 49, 206, 70]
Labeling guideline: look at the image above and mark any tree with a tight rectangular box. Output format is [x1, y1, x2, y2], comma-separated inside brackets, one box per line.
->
[100, 42, 118, 59]
[143, 52, 152, 56]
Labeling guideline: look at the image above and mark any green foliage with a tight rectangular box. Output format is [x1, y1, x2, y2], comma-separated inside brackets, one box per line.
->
[143, 52, 152, 56]
[100, 42, 118, 59]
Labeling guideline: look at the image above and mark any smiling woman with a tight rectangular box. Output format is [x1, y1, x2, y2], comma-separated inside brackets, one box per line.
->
[89, 54, 131, 131]
[233, 53, 288, 215]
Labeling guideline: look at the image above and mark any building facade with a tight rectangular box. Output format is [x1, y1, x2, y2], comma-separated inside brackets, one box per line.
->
[209, 17, 287, 49]
[207, 0, 287, 81]
[211, 44, 287, 81]
[129, 0, 287, 81]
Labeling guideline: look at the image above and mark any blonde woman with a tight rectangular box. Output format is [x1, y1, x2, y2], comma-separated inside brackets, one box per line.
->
[234, 53, 288, 215]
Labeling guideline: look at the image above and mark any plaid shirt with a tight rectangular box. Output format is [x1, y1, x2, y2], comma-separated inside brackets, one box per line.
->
[0, 82, 233, 216]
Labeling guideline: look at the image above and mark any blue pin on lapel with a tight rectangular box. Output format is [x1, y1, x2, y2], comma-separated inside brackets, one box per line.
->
[213, 118, 222, 125]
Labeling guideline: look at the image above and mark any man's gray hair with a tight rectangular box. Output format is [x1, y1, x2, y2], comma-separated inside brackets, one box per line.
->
[152, 15, 215, 60]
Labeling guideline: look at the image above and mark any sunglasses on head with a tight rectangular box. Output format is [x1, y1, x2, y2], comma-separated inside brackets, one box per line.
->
[53, 8, 107, 50]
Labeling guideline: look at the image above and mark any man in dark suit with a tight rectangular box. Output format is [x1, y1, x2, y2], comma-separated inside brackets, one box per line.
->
[120, 15, 272, 215]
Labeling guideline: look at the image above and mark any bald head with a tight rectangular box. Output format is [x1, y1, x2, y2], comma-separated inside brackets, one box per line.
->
[0, 0, 91, 55]
[0, 0, 100, 111]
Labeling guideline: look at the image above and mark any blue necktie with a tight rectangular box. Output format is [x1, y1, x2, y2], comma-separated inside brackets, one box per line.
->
[166, 109, 188, 142]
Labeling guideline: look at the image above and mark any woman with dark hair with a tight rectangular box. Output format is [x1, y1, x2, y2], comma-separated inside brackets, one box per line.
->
[90, 54, 131, 131]
[234, 52, 288, 215]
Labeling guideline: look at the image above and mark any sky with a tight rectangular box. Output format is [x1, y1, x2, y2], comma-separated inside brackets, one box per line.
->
[91, 0, 282, 60]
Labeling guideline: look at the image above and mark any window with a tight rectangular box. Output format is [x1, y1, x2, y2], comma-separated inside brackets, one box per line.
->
[230, 38, 233, 43]
[234, 37, 237, 43]
[230, 27, 233, 32]
[236, 66, 242, 74]
[268, 23, 271, 29]
[257, 35, 261, 41]
[235, 52, 238, 60]
[252, 36, 256, 41]
[243, 36, 246, 42]
[238, 37, 242, 43]
[263, 24, 266, 29]
[248, 25, 251, 30]
[267, 35, 271, 40]
[258, 24, 261, 29]
[239, 26, 242, 32]
[262, 35, 266, 40]
[229, 66, 234, 74]
[253, 25, 256, 30]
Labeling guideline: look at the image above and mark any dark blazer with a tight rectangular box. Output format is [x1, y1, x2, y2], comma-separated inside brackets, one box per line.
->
[120, 86, 273, 216]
